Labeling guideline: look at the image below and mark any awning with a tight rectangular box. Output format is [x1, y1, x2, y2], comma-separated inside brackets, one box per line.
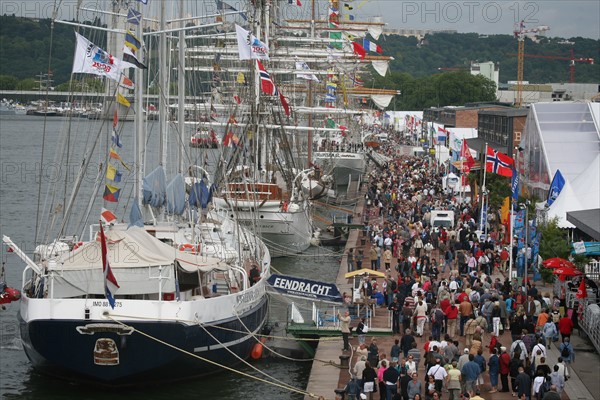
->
[451, 160, 482, 171]
[467, 137, 508, 154]
[567, 209, 600, 241]
[344, 268, 386, 279]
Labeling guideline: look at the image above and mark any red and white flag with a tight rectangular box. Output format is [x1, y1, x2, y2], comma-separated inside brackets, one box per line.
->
[485, 145, 514, 177]
[99, 222, 120, 309]
[257, 60, 278, 95]
[101, 208, 118, 224]
[460, 139, 475, 172]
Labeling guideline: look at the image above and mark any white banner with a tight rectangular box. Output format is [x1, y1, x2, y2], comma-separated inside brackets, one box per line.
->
[72, 32, 120, 81]
[235, 24, 269, 60]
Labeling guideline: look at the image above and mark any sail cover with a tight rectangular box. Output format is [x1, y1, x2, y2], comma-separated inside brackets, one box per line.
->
[49, 226, 228, 297]
[142, 166, 167, 208]
[166, 174, 186, 215]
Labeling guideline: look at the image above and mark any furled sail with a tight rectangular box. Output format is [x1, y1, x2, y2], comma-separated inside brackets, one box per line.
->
[142, 166, 167, 208]
[166, 174, 186, 215]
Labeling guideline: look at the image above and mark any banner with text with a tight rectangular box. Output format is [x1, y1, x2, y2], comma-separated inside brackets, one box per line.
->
[267, 274, 342, 303]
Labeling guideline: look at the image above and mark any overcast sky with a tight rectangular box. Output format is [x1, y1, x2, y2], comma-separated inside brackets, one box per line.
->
[1, 0, 598, 39]
[358, 0, 600, 39]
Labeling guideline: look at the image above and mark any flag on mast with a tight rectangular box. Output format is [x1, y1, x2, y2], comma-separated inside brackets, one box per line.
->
[485, 146, 514, 177]
[98, 222, 120, 308]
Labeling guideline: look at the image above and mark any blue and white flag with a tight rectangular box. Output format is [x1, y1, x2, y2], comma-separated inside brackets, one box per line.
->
[127, 8, 142, 25]
[235, 24, 269, 60]
[547, 169, 565, 206]
[479, 204, 488, 232]
[511, 167, 519, 202]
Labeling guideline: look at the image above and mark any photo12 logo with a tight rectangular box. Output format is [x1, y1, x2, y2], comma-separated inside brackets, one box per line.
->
[1, 1, 118, 21]
[398, 1, 539, 25]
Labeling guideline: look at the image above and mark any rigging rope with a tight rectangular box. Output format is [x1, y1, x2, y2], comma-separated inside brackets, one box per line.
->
[105, 314, 328, 399]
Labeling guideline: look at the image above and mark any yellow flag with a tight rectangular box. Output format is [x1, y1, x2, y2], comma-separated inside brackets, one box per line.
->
[236, 72, 246, 84]
[116, 93, 130, 108]
[500, 196, 510, 224]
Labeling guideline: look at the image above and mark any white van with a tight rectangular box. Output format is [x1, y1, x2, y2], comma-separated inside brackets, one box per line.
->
[430, 210, 455, 231]
[412, 146, 425, 157]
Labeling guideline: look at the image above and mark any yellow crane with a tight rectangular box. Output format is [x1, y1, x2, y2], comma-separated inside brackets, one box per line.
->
[513, 20, 550, 107]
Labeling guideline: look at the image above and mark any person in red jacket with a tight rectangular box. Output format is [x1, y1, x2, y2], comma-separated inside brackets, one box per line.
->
[499, 346, 511, 392]
[558, 315, 574, 341]
[445, 302, 459, 338]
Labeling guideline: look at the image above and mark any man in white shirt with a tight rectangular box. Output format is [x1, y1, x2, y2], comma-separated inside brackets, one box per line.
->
[427, 358, 448, 392]
[530, 340, 547, 360]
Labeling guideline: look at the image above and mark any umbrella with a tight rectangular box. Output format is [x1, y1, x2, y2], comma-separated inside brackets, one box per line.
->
[344, 268, 386, 279]
[542, 257, 576, 269]
[552, 266, 583, 276]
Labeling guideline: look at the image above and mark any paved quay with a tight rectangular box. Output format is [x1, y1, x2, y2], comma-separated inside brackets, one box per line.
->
[302, 160, 599, 400]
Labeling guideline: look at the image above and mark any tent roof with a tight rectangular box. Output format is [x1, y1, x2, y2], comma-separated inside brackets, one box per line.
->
[547, 180, 579, 228]
[52, 226, 227, 272]
[570, 154, 600, 211]
[532, 102, 600, 183]
[567, 209, 600, 241]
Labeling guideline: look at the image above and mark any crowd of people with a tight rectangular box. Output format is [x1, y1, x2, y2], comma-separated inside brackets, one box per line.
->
[341, 153, 582, 400]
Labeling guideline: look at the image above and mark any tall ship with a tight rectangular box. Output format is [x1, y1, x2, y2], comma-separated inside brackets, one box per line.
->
[3, 0, 272, 386]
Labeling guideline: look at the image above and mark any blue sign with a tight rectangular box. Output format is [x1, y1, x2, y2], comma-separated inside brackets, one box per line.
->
[267, 274, 342, 303]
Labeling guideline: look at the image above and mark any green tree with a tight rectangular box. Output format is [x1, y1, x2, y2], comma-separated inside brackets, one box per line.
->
[0, 75, 18, 89]
[539, 218, 571, 260]
[16, 78, 37, 90]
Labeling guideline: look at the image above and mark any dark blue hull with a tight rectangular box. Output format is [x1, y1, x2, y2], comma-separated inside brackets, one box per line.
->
[18, 298, 268, 387]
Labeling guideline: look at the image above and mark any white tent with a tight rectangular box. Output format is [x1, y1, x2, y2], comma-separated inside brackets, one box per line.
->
[546, 154, 600, 228]
[570, 154, 600, 210]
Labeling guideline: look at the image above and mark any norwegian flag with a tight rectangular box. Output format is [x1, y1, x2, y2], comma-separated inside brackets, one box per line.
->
[257, 60, 278, 96]
[486, 146, 514, 177]
[98, 222, 120, 309]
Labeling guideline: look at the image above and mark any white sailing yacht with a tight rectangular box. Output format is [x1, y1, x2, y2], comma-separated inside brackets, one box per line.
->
[4, 0, 272, 386]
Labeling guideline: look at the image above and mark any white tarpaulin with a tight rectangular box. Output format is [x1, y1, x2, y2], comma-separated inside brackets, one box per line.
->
[53, 226, 226, 272]
[371, 60, 389, 76]
[370, 94, 393, 109]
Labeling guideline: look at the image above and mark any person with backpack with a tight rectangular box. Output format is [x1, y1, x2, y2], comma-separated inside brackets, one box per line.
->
[430, 304, 444, 341]
[532, 370, 550, 400]
[541, 319, 558, 349]
[558, 337, 575, 364]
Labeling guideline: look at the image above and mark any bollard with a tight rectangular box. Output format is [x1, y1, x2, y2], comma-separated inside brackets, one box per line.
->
[339, 354, 350, 369]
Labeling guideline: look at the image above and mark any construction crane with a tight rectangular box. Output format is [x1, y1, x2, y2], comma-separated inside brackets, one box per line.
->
[508, 49, 594, 83]
[513, 20, 550, 107]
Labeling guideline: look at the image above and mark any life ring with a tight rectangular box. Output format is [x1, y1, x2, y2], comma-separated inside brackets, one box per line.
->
[179, 243, 200, 254]
[73, 242, 84, 251]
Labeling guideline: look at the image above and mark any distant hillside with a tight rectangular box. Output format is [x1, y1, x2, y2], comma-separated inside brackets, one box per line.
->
[381, 32, 599, 83]
[0, 15, 598, 86]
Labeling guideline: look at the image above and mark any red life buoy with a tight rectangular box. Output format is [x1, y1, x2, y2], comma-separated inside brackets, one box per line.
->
[72, 242, 84, 251]
[0, 286, 21, 305]
[250, 342, 263, 360]
[179, 243, 200, 254]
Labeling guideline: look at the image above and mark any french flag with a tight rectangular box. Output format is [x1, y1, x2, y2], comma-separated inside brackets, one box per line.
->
[362, 39, 382, 54]
[437, 126, 448, 141]
[99, 222, 120, 309]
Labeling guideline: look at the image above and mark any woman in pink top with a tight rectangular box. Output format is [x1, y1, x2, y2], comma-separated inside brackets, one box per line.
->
[378, 360, 388, 398]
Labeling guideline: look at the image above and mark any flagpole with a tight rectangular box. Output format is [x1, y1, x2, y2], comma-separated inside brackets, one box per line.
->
[480, 143, 488, 233]
[508, 197, 514, 279]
